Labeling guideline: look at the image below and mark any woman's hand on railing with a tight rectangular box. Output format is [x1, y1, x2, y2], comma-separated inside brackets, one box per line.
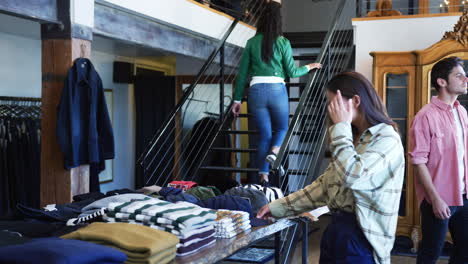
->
[307, 62, 322, 71]
[232, 102, 242, 118]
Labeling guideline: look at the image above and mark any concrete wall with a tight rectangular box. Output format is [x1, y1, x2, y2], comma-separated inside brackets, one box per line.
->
[282, 0, 355, 32]
[102, 0, 256, 47]
[352, 14, 460, 81]
[91, 51, 136, 193]
[0, 14, 41, 97]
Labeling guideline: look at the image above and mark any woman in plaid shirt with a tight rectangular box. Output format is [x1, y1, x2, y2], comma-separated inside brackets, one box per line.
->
[257, 71, 405, 264]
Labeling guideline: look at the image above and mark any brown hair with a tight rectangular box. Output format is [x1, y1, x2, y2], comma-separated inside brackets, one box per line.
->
[325, 71, 398, 134]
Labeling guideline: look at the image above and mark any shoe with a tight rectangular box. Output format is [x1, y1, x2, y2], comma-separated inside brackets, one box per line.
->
[266, 152, 277, 165]
[266, 153, 285, 177]
[260, 179, 271, 187]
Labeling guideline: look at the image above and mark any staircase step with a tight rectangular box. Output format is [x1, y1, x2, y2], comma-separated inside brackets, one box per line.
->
[200, 166, 259, 173]
[286, 169, 309, 175]
[293, 55, 318, 61]
[284, 32, 326, 48]
[210, 147, 257, 153]
[288, 150, 315, 155]
[286, 82, 306, 88]
[220, 130, 258, 135]
[292, 130, 321, 136]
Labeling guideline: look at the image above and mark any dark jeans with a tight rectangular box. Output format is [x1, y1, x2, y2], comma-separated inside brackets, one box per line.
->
[320, 211, 375, 264]
[417, 197, 468, 264]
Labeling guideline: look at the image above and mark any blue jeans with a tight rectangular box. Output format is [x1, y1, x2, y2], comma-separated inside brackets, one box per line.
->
[320, 211, 375, 264]
[248, 83, 289, 175]
[417, 197, 468, 264]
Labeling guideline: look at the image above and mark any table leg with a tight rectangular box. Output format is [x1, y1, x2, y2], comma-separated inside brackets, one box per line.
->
[275, 231, 280, 264]
[302, 219, 308, 264]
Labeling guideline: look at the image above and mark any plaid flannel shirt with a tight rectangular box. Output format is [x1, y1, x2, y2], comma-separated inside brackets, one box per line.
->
[269, 122, 405, 264]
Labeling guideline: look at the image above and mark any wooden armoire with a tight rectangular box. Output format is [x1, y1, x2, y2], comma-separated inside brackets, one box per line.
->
[370, 12, 468, 245]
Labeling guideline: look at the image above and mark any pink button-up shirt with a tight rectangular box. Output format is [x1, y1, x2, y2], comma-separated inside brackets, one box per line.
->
[409, 96, 468, 206]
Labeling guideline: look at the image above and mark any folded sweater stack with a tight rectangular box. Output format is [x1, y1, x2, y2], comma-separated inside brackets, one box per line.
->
[214, 210, 251, 238]
[103, 197, 217, 256]
[62, 222, 179, 264]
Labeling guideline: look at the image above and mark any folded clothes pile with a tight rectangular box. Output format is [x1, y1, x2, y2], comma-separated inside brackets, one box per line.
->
[62, 222, 178, 264]
[214, 210, 251, 238]
[103, 197, 217, 256]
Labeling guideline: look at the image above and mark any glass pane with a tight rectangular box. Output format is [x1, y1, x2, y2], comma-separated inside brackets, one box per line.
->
[386, 74, 408, 118]
[429, 0, 447, 13]
[387, 73, 407, 87]
[387, 89, 408, 118]
[385, 73, 408, 217]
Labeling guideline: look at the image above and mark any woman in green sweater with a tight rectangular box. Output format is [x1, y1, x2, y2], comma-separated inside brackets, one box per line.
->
[232, 0, 321, 185]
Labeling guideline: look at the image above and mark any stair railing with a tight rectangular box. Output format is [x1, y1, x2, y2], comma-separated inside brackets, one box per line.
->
[273, 0, 353, 192]
[270, 1, 356, 262]
[137, 0, 266, 187]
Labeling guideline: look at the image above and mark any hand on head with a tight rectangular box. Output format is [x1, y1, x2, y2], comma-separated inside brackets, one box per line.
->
[327, 90, 354, 124]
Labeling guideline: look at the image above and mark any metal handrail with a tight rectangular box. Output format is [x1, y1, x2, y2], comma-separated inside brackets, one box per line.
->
[272, 0, 347, 170]
[136, 18, 239, 166]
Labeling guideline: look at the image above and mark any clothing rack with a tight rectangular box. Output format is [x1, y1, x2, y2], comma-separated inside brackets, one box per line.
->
[0, 96, 42, 216]
[0, 96, 42, 118]
[0, 96, 41, 103]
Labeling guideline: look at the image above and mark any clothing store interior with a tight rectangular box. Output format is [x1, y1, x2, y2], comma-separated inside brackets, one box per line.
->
[0, 0, 467, 263]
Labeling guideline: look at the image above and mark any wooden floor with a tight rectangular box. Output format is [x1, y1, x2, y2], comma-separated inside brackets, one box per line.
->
[220, 214, 449, 264]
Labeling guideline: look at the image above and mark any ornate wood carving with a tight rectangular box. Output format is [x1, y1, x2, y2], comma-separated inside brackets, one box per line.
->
[367, 0, 402, 17]
[443, 11, 468, 46]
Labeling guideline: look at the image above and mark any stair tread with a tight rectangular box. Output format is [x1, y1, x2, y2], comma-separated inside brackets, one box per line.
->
[200, 166, 259, 172]
[210, 147, 257, 152]
[220, 130, 258, 134]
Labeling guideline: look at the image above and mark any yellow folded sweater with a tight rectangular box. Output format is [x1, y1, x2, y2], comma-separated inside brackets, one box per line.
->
[62, 222, 179, 259]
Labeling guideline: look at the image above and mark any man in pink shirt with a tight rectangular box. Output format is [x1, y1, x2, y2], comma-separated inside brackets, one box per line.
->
[410, 56, 468, 264]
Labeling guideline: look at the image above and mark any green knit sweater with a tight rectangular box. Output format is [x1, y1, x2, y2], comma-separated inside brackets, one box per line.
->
[233, 34, 309, 101]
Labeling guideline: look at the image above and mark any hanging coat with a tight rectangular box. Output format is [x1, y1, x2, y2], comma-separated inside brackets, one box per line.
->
[56, 58, 114, 170]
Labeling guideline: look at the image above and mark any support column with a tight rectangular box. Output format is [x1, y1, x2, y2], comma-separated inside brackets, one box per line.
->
[40, 0, 94, 206]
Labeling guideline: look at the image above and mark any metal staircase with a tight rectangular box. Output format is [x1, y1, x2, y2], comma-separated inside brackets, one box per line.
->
[137, 0, 354, 262]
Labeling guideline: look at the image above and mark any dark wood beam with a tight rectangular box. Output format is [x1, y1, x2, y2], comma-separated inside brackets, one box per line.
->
[41, 38, 92, 206]
[40, 0, 91, 206]
[94, 1, 241, 67]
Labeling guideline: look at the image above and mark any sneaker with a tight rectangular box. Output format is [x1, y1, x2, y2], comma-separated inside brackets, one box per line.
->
[266, 153, 285, 177]
[266, 152, 277, 165]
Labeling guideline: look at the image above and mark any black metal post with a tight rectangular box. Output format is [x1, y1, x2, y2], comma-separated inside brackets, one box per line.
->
[327, 49, 331, 82]
[302, 219, 309, 264]
[275, 232, 281, 264]
[356, 0, 362, 17]
[219, 44, 225, 121]
[409, 0, 415, 15]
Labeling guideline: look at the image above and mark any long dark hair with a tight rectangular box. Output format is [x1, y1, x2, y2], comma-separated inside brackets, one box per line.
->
[256, 1, 282, 63]
[326, 71, 398, 134]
